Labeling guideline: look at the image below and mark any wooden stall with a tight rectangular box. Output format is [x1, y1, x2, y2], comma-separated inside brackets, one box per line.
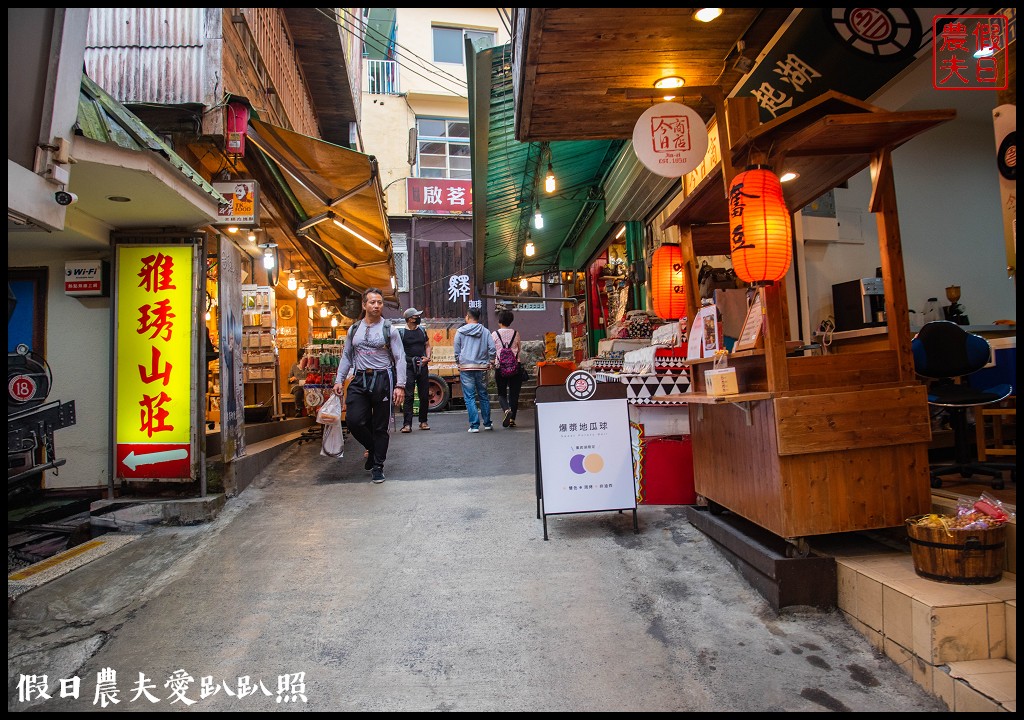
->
[664, 92, 956, 550]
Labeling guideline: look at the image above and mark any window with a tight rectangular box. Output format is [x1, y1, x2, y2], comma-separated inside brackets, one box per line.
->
[391, 233, 409, 292]
[432, 26, 495, 64]
[416, 117, 471, 180]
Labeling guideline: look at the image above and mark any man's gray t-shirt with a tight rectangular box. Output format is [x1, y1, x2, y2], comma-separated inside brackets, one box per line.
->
[338, 319, 407, 386]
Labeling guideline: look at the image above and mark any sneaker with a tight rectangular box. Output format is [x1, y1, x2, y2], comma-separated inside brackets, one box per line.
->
[364, 454, 375, 471]
[371, 466, 385, 483]
[483, 424, 494, 431]
[468, 427, 480, 433]
[502, 410, 512, 428]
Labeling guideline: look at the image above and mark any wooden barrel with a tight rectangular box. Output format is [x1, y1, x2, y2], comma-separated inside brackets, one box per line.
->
[905, 516, 1006, 584]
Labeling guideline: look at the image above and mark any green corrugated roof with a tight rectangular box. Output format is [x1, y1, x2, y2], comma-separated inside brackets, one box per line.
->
[470, 42, 622, 285]
[76, 74, 227, 205]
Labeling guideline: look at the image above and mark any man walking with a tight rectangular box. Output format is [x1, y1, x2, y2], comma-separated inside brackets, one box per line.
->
[453, 307, 496, 432]
[333, 288, 405, 483]
[398, 307, 432, 433]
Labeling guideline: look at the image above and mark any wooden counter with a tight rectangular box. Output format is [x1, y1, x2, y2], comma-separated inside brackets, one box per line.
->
[666, 92, 954, 543]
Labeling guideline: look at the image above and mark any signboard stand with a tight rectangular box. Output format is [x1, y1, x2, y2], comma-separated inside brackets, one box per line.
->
[535, 374, 638, 540]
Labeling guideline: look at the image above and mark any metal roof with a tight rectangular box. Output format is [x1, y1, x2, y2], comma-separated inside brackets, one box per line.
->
[470, 42, 622, 285]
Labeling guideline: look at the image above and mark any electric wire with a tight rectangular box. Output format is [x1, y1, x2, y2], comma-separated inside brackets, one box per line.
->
[319, 8, 471, 98]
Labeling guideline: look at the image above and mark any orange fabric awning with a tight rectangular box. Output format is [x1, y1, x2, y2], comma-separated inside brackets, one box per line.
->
[247, 119, 395, 298]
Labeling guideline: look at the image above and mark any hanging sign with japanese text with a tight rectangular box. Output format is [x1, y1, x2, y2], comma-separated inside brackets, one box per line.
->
[407, 178, 473, 215]
[115, 245, 196, 479]
[631, 102, 709, 178]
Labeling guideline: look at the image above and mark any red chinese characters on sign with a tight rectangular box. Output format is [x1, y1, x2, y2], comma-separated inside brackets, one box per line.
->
[406, 178, 473, 215]
[136, 253, 177, 438]
[932, 15, 1009, 90]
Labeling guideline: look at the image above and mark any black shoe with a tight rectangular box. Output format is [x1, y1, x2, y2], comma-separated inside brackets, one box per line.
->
[371, 466, 385, 483]
[508, 419, 517, 428]
[364, 454, 375, 471]
[502, 409, 512, 428]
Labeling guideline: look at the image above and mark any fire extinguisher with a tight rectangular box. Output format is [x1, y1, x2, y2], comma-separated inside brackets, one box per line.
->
[226, 102, 250, 156]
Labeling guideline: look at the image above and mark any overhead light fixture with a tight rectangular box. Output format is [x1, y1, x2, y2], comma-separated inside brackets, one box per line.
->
[519, 278, 529, 291]
[297, 282, 306, 300]
[693, 8, 723, 23]
[654, 75, 685, 100]
[332, 216, 383, 252]
[320, 303, 329, 318]
[226, 226, 239, 234]
[247, 231, 257, 243]
[287, 273, 297, 291]
[330, 315, 339, 328]
[258, 242, 277, 269]
[525, 240, 536, 257]
[307, 288, 316, 307]
[779, 171, 800, 183]
[544, 162, 556, 193]
[615, 225, 626, 240]
[974, 45, 995, 59]
[533, 202, 544, 230]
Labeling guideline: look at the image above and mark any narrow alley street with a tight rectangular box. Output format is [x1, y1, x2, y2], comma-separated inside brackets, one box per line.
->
[9, 410, 947, 712]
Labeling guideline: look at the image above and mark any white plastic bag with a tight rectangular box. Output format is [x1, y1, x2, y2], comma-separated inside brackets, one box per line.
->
[316, 393, 342, 426]
[320, 423, 345, 458]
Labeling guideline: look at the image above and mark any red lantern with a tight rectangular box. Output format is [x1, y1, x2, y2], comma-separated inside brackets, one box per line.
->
[727, 166, 792, 283]
[651, 244, 686, 320]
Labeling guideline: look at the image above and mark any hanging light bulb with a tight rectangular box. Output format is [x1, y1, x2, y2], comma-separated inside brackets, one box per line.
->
[307, 288, 315, 307]
[525, 239, 536, 257]
[533, 202, 544, 229]
[296, 282, 306, 300]
[247, 231, 257, 243]
[519, 277, 529, 291]
[330, 315, 339, 328]
[545, 162, 556, 193]
[320, 303, 329, 318]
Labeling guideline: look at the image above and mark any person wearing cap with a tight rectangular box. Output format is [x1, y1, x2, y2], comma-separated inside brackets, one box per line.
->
[398, 307, 432, 432]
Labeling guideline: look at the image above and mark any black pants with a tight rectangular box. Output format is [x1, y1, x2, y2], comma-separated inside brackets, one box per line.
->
[495, 371, 523, 420]
[403, 361, 429, 425]
[345, 370, 393, 468]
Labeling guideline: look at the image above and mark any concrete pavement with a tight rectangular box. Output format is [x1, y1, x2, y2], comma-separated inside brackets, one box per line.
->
[8, 409, 948, 712]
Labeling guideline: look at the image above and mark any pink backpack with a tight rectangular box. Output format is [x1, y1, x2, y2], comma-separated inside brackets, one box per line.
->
[496, 330, 518, 377]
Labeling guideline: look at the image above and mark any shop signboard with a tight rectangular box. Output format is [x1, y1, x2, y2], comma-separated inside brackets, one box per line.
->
[535, 375, 637, 540]
[114, 244, 197, 480]
[631, 102, 709, 178]
[213, 180, 260, 226]
[218, 239, 246, 461]
[733, 8, 960, 122]
[64, 260, 109, 297]
[407, 178, 473, 215]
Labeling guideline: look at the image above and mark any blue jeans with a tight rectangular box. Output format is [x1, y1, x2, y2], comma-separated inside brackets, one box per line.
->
[459, 370, 491, 429]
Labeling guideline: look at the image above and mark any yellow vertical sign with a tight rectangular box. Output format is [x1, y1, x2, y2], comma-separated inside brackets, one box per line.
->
[115, 245, 194, 445]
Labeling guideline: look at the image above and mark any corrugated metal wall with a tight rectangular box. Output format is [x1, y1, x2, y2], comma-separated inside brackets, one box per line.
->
[85, 8, 206, 105]
[602, 145, 677, 224]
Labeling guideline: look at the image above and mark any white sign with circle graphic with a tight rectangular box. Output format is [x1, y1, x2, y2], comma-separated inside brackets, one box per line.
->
[536, 397, 636, 515]
[565, 370, 597, 400]
[632, 102, 710, 178]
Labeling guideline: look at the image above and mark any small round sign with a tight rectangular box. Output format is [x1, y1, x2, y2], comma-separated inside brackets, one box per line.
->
[565, 370, 597, 401]
[9, 373, 38, 403]
[631, 102, 709, 178]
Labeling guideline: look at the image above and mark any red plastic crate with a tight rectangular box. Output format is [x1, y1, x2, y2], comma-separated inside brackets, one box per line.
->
[637, 435, 696, 505]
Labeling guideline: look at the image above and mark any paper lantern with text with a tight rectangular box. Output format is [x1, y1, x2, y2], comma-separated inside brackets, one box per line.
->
[727, 166, 792, 283]
[651, 244, 687, 320]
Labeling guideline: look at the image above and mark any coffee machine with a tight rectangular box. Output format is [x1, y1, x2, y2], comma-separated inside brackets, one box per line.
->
[832, 277, 886, 331]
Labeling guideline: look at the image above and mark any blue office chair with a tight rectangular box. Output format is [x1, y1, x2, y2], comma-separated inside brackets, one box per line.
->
[912, 321, 1014, 490]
